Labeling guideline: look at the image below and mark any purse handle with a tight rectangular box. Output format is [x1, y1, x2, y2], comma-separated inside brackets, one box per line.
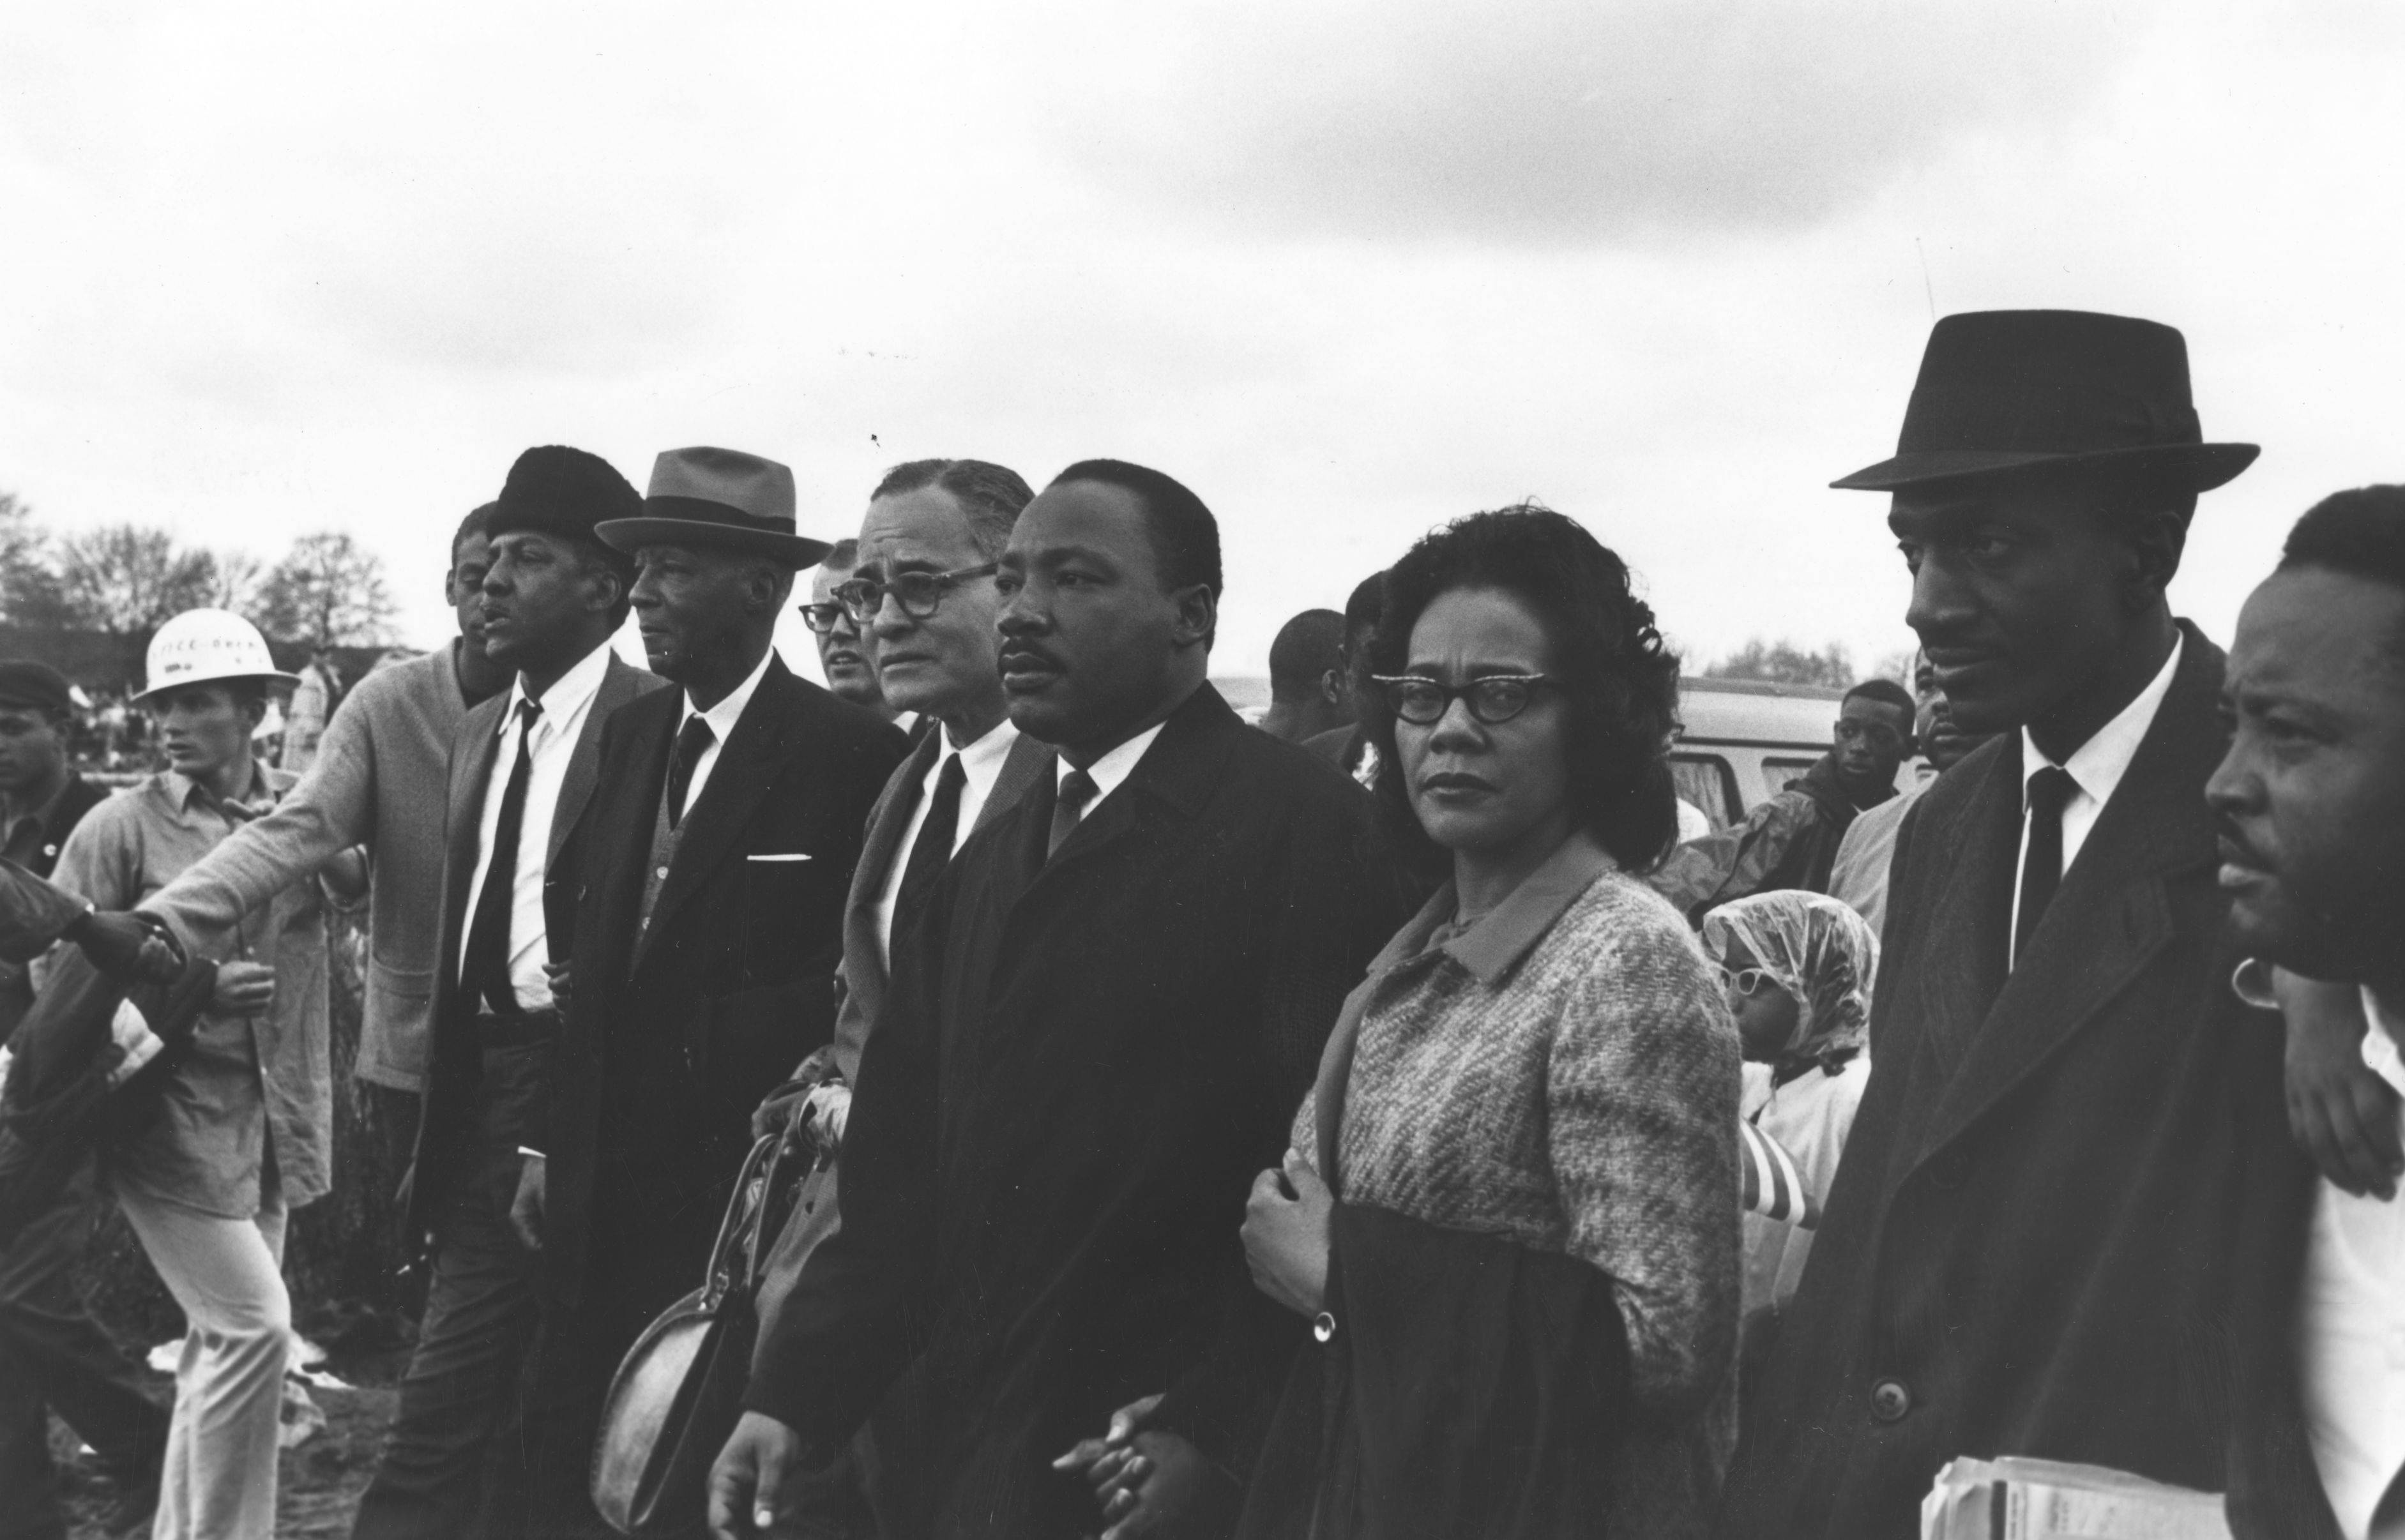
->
[699, 1131, 802, 1312]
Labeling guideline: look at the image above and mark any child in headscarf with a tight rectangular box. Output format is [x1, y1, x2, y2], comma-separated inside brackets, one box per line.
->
[1701, 889, 1879, 1378]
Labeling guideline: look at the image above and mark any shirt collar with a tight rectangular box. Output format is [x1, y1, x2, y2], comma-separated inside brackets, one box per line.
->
[2020, 631, 2183, 807]
[950, 718, 1019, 789]
[4, 775, 72, 836]
[1058, 719, 1169, 806]
[2363, 988, 2405, 1101]
[506, 637, 615, 733]
[162, 757, 274, 816]
[681, 647, 778, 744]
[1383, 829, 1617, 988]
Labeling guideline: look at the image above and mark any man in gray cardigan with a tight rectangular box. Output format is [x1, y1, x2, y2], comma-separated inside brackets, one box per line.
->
[135, 504, 511, 1158]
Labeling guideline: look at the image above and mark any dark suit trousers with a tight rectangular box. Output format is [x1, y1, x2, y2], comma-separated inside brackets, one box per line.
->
[0, 1156, 169, 1540]
[353, 1039, 552, 1540]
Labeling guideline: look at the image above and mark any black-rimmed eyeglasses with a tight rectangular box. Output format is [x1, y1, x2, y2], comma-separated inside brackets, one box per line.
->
[831, 562, 999, 625]
[797, 602, 849, 635]
[1371, 673, 1557, 726]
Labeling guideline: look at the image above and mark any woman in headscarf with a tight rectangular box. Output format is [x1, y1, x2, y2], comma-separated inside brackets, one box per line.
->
[1699, 889, 1878, 1378]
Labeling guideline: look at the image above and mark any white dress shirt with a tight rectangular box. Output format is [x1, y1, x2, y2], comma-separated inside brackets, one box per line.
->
[870, 719, 1021, 966]
[1061, 720, 1167, 812]
[2302, 988, 2405, 1540]
[457, 639, 614, 1012]
[672, 647, 778, 825]
[2010, 633, 2182, 967]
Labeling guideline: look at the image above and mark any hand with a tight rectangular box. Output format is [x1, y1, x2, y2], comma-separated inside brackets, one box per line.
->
[209, 959, 275, 1016]
[1052, 1392, 1164, 1485]
[752, 1083, 812, 1142]
[68, 909, 178, 983]
[321, 845, 370, 903]
[508, 1153, 546, 1251]
[543, 960, 572, 1009]
[803, 1083, 852, 1152]
[2279, 969, 2401, 1198]
[708, 1410, 803, 1539]
[1242, 1149, 1331, 1316]
[1095, 1431, 1232, 1540]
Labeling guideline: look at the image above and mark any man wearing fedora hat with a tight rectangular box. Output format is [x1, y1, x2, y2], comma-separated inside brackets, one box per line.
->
[491, 446, 903, 1536]
[1714, 311, 2319, 1539]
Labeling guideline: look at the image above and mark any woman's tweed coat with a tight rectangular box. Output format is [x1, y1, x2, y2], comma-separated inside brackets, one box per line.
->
[1295, 838, 1743, 1537]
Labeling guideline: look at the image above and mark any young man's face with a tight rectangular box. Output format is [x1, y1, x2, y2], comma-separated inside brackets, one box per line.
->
[1890, 482, 2150, 737]
[446, 531, 494, 652]
[1832, 695, 1912, 802]
[2207, 566, 2405, 983]
[0, 706, 66, 799]
[154, 683, 260, 783]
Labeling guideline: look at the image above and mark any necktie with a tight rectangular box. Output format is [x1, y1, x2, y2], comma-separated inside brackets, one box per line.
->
[2014, 764, 2077, 968]
[665, 716, 716, 831]
[1049, 768, 1098, 859]
[463, 698, 542, 1016]
[893, 752, 967, 935]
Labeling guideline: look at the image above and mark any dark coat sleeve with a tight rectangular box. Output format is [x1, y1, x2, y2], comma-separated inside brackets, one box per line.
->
[739, 850, 952, 1456]
[1146, 787, 1409, 1477]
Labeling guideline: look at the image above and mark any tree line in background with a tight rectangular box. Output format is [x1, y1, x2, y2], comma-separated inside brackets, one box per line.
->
[1702, 637, 1913, 690]
[0, 488, 397, 689]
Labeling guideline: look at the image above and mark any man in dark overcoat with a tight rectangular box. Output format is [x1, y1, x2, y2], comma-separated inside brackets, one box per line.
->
[713, 460, 1409, 1539]
[1712, 312, 2321, 1540]
[354, 446, 665, 1539]
[501, 446, 905, 1537]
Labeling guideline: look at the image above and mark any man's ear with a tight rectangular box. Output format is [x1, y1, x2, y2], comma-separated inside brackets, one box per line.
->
[1319, 667, 1345, 707]
[1171, 585, 1217, 650]
[2124, 510, 2189, 613]
[586, 566, 626, 619]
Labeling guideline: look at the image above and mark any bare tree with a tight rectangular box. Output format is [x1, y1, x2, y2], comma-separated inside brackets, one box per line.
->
[0, 492, 69, 628]
[204, 548, 268, 617]
[257, 532, 397, 648]
[1704, 638, 1857, 690]
[54, 524, 218, 642]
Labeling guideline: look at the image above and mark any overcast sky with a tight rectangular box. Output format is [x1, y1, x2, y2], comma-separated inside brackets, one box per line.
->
[4, 1, 2401, 686]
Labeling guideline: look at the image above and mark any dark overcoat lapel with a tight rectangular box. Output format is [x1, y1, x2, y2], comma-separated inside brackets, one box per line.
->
[541, 655, 905, 1311]
[1713, 624, 2332, 1540]
[406, 652, 662, 1236]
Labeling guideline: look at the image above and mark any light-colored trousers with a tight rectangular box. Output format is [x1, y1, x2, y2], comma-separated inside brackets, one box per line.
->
[114, 1185, 291, 1540]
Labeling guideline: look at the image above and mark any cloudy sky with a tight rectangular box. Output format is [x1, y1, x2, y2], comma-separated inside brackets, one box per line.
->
[4, 1, 2402, 684]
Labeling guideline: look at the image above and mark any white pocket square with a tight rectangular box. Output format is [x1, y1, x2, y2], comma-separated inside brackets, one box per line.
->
[748, 852, 812, 863]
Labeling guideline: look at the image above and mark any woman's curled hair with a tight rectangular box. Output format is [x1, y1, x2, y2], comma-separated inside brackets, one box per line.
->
[1365, 502, 1683, 872]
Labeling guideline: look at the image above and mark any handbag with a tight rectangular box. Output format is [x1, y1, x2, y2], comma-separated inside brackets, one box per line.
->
[591, 1128, 812, 1535]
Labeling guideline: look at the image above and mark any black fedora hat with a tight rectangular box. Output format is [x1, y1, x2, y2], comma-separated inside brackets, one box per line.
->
[596, 446, 832, 569]
[1832, 310, 2258, 494]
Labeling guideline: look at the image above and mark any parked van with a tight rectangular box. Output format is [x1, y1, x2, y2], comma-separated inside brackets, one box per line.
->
[1673, 677, 1848, 831]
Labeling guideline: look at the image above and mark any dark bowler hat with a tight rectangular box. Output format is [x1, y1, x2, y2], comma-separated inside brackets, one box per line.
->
[597, 446, 831, 570]
[1832, 310, 2259, 494]
[490, 446, 642, 578]
[0, 661, 74, 715]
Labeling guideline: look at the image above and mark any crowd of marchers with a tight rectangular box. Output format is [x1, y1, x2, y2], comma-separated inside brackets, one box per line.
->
[0, 306, 2400, 1540]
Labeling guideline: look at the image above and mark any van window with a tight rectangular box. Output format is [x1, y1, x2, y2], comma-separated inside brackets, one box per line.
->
[1670, 754, 1740, 831]
[1759, 756, 1819, 804]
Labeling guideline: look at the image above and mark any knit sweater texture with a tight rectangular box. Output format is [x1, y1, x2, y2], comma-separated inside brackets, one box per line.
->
[1295, 857, 1743, 1538]
[146, 644, 470, 1090]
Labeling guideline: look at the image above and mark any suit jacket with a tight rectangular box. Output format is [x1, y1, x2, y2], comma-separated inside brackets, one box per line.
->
[406, 653, 664, 1237]
[540, 655, 905, 1310]
[819, 725, 1054, 1087]
[1711, 625, 2332, 1540]
[747, 684, 1411, 1539]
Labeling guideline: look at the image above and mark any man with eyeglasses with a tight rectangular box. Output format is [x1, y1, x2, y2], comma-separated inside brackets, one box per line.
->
[743, 457, 1053, 1533]
[713, 459, 1409, 1540]
[800, 539, 905, 728]
[1648, 677, 1917, 924]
